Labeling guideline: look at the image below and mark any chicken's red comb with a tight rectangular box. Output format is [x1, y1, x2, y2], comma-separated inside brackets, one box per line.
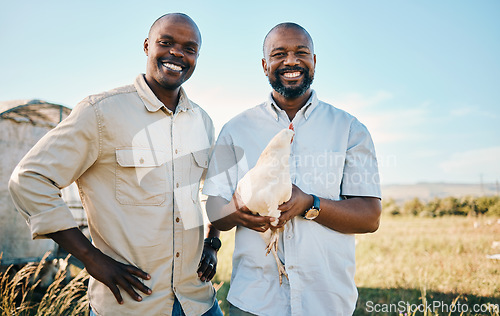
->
[288, 123, 294, 131]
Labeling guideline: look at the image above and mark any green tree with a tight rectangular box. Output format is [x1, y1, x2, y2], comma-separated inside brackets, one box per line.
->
[402, 197, 424, 216]
[456, 196, 475, 216]
[437, 196, 459, 216]
[382, 198, 401, 215]
[476, 196, 499, 215]
[488, 199, 500, 216]
[422, 197, 440, 217]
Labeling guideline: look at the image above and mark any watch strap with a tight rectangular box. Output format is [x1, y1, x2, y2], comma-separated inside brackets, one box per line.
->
[311, 194, 320, 210]
[302, 194, 320, 219]
[204, 236, 222, 251]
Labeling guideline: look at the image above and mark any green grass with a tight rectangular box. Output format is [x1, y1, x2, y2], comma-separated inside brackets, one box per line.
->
[214, 216, 500, 315]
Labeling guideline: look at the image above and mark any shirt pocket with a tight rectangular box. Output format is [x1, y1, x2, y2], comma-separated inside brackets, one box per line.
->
[190, 149, 209, 202]
[115, 148, 167, 205]
[296, 151, 345, 199]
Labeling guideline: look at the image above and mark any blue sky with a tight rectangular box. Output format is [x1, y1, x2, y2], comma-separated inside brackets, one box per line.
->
[1, 0, 499, 184]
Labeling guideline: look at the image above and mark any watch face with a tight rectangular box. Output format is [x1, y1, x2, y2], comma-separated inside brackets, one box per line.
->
[305, 208, 320, 220]
[212, 238, 222, 250]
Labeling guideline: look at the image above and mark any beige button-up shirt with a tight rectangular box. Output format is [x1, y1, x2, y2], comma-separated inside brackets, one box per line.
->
[9, 75, 216, 315]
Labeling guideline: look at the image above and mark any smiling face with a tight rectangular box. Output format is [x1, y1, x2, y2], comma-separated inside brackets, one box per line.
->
[144, 14, 201, 92]
[262, 25, 316, 99]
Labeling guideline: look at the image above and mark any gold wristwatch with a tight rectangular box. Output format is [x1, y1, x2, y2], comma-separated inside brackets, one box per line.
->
[303, 194, 321, 220]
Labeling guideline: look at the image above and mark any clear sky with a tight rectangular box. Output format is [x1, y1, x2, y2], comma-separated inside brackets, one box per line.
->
[1, 0, 499, 185]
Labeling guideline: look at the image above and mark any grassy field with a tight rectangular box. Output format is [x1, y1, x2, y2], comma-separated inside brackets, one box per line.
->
[214, 216, 500, 315]
[1, 216, 498, 315]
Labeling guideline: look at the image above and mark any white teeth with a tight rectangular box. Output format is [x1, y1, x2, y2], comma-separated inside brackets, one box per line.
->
[163, 63, 182, 71]
[283, 71, 301, 78]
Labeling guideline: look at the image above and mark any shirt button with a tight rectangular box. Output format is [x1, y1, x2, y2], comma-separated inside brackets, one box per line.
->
[139, 158, 144, 164]
[287, 235, 292, 240]
[176, 217, 180, 223]
[176, 183, 179, 188]
[176, 252, 180, 257]
[175, 149, 178, 154]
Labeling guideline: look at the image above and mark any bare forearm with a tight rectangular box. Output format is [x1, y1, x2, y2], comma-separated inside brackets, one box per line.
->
[212, 213, 239, 231]
[278, 186, 381, 234]
[206, 196, 238, 231]
[48, 227, 151, 304]
[47, 227, 100, 264]
[206, 223, 221, 238]
[206, 195, 274, 232]
[314, 196, 381, 234]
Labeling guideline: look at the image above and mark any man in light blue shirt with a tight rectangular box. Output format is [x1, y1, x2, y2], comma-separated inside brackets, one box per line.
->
[203, 23, 382, 315]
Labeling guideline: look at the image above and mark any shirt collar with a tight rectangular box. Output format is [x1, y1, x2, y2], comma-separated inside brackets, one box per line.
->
[264, 90, 319, 121]
[134, 74, 192, 114]
[302, 90, 319, 119]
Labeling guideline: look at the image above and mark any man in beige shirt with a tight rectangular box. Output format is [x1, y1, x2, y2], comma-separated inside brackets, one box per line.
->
[9, 13, 223, 316]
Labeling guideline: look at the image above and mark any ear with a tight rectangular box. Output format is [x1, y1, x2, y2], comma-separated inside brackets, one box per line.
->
[262, 58, 269, 77]
[144, 38, 149, 56]
[313, 54, 317, 67]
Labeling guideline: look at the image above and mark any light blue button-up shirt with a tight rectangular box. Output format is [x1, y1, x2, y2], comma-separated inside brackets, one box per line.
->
[203, 90, 381, 316]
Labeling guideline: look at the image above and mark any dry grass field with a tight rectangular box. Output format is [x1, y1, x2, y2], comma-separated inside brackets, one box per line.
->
[214, 215, 500, 315]
[0, 253, 88, 316]
[354, 215, 499, 315]
[1, 216, 499, 315]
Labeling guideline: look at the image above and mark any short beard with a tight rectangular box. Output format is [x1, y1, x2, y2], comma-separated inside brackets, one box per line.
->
[158, 79, 183, 91]
[269, 66, 314, 98]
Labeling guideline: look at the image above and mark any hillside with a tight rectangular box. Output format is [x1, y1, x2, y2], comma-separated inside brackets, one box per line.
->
[381, 182, 499, 202]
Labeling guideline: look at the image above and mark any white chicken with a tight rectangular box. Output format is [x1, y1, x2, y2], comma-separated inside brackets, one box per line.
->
[235, 123, 294, 285]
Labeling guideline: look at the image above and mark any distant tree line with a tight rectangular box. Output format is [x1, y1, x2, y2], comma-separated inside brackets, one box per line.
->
[383, 195, 500, 217]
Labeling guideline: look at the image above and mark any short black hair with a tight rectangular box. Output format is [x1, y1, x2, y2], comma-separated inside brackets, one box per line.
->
[263, 22, 313, 56]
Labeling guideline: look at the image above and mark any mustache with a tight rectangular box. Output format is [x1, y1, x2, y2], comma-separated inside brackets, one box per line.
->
[277, 66, 307, 74]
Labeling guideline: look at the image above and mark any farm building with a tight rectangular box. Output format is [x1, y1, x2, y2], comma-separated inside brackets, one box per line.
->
[0, 99, 85, 265]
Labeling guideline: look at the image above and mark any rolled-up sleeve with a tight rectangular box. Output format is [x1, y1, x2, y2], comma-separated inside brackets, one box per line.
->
[340, 119, 381, 198]
[8, 100, 100, 239]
